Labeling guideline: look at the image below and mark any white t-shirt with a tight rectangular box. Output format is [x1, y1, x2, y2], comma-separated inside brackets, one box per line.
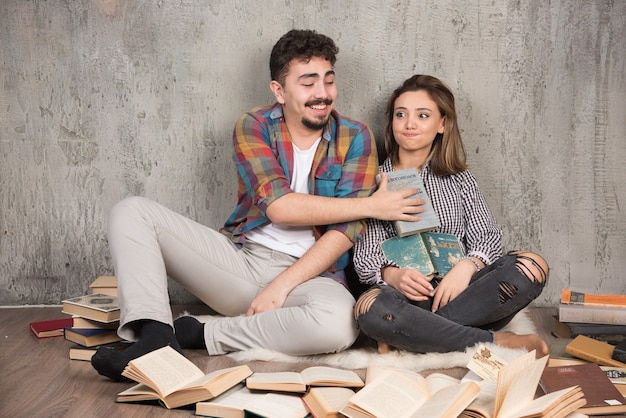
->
[245, 138, 321, 258]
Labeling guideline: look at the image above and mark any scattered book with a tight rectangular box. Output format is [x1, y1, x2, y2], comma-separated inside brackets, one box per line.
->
[89, 275, 118, 296]
[69, 346, 98, 361]
[68, 342, 129, 361]
[460, 348, 585, 418]
[339, 369, 480, 418]
[245, 366, 364, 393]
[29, 318, 74, 338]
[377, 168, 440, 237]
[380, 231, 464, 278]
[63, 327, 123, 348]
[117, 346, 253, 409]
[558, 303, 626, 326]
[565, 335, 626, 367]
[552, 316, 626, 345]
[540, 362, 626, 415]
[600, 366, 626, 384]
[195, 383, 309, 418]
[61, 293, 120, 323]
[612, 339, 626, 363]
[302, 386, 355, 418]
[71, 316, 119, 330]
[561, 289, 626, 308]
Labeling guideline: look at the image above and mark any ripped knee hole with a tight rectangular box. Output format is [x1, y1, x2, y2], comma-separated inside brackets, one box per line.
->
[354, 287, 381, 319]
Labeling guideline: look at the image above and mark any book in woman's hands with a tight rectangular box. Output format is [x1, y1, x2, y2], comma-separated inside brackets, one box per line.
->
[116, 346, 253, 409]
[377, 168, 440, 237]
[381, 231, 464, 278]
[245, 366, 364, 393]
[339, 369, 480, 418]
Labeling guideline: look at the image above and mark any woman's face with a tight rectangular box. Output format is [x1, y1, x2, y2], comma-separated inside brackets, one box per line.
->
[392, 90, 445, 155]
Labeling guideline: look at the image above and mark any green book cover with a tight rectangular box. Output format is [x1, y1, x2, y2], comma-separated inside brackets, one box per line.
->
[381, 232, 464, 278]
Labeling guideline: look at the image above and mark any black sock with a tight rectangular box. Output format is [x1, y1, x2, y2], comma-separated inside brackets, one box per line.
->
[91, 320, 182, 381]
[173, 316, 206, 349]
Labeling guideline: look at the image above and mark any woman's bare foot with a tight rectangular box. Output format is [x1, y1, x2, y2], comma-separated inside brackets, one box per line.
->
[494, 331, 549, 357]
[377, 340, 393, 354]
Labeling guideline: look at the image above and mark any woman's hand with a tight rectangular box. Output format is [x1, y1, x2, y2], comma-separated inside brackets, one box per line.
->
[383, 266, 435, 301]
[431, 259, 476, 311]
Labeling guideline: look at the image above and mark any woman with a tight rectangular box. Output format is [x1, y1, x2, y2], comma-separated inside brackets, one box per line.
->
[353, 75, 549, 356]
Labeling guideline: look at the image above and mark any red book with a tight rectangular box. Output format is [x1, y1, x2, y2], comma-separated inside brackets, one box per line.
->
[30, 318, 74, 338]
[540, 362, 626, 415]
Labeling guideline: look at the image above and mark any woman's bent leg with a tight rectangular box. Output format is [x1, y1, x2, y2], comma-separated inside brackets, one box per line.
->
[355, 286, 493, 353]
[437, 252, 548, 329]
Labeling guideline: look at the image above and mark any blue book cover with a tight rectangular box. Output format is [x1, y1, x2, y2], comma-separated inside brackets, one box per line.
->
[381, 232, 463, 278]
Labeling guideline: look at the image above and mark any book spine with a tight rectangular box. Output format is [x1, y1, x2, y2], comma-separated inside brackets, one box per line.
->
[565, 345, 626, 367]
[561, 289, 626, 307]
[559, 304, 626, 326]
[612, 340, 626, 363]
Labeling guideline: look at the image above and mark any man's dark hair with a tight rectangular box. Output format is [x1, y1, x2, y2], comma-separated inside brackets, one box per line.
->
[270, 29, 338, 86]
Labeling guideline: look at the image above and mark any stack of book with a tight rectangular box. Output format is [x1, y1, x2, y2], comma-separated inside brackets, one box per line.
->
[61, 276, 124, 360]
[554, 289, 626, 345]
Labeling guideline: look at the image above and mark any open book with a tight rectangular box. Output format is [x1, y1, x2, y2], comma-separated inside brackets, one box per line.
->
[460, 348, 586, 418]
[339, 368, 480, 418]
[245, 366, 364, 393]
[195, 383, 309, 418]
[116, 346, 252, 409]
[381, 231, 464, 278]
[302, 386, 356, 418]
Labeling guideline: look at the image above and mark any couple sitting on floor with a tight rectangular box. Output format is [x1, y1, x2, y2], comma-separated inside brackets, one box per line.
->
[91, 29, 548, 382]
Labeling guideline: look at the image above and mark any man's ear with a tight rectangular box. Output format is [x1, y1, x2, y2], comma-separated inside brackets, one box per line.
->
[270, 80, 285, 104]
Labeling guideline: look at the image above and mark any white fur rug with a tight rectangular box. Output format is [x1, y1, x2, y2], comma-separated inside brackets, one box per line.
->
[191, 309, 537, 372]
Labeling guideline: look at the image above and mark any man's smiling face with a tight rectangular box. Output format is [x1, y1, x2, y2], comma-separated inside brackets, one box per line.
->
[271, 56, 337, 133]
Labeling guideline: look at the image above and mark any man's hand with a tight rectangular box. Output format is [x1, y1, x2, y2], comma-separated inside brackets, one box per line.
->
[431, 260, 475, 311]
[368, 173, 424, 221]
[246, 279, 291, 316]
[383, 266, 434, 301]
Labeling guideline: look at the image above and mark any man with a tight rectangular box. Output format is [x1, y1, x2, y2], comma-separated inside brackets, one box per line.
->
[92, 29, 421, 381]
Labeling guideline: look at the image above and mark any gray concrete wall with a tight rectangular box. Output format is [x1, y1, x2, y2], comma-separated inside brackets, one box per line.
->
[1, 0, 625, 306]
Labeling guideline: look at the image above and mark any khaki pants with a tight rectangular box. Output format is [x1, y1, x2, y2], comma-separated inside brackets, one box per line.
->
[108, 196, 358, 355]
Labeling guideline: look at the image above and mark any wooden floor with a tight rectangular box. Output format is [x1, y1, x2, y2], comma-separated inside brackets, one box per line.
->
[0, 305, 559, 418]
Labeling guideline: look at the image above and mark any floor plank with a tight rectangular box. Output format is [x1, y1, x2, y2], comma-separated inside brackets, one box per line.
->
[0, 306, 558, 417]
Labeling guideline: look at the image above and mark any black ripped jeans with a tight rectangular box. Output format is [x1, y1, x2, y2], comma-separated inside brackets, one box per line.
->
[355, 252, 547, 353]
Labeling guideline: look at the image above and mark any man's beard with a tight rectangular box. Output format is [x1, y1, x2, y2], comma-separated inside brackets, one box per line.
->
[302, 99, 333, 130]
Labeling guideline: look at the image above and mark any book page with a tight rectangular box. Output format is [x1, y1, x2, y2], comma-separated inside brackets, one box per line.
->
[463, 379, 496, 418]
[502, 386, 584, 418]
[411, 381, 480, 418]
[245, 393, 309, 418]
[196, 384, 262, 415]
[305, 387, 355, 412]
[246, 371, 305, 385]
[346, 370, 429, 418]
[424, 372, 463, 394]
[494, 351, 548, 418]
[124, 346, 204, 397]
[365, 365, 427, 385]
[300, 366, 363, 386]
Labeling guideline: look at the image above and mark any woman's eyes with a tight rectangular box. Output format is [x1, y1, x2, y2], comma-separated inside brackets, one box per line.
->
[395, 112, 429, 119]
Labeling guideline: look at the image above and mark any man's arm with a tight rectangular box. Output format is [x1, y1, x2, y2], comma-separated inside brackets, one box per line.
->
[246, 229, 352, 315]
[265, 173, 424, 226]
